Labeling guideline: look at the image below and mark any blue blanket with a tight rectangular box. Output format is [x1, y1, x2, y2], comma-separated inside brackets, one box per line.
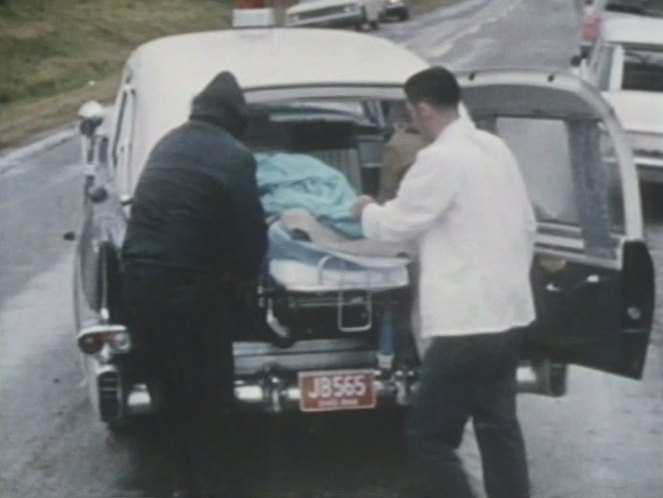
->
[255, 153, 364, 239]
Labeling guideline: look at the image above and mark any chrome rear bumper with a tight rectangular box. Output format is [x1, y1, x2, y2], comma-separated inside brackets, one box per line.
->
[125, 367, 417, 415]
[117, 361, 557, 417]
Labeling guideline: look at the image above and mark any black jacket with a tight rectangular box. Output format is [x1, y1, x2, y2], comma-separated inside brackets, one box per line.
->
[122, 72, 267, 280]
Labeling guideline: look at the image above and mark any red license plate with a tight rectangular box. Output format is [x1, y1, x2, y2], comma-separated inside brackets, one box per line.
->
[298, 370, 376, 412]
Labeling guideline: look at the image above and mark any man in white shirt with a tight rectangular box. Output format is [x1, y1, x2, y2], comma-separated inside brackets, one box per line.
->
[353, 66, 536, 498]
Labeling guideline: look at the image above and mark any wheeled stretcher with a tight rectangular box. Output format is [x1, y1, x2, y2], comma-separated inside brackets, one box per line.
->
[262, 222, 412, 339]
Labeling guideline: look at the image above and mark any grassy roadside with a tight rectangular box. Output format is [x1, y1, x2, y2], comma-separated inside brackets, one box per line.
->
[0, 0, 462, 150]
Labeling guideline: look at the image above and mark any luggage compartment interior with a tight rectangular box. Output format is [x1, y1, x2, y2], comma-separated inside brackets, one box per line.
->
[245, 100, 397, 197]
[239, 99, 415, 349]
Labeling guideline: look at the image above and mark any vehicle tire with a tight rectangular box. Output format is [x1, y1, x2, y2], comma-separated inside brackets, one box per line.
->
[368, 19, 379, 31]
[398, 10, 409, 21]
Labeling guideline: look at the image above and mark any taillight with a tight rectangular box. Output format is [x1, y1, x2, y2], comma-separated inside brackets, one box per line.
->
[108, 330, 132, 353]
[79, 333, 106, 355]
[581, 14, 601, 42]
[77, 325, 132, 355]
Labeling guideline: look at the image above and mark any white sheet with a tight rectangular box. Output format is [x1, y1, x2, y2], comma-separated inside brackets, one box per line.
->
[269, 258, 409, 292]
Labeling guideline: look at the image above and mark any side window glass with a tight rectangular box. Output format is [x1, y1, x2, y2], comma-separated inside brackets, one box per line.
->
[622, 45, 663, 92]
[111, 87, 135, 196]
[495, 117, 624, 257]
[496, 118, 578, 226]
[111, 91, 129, 169]
[598, 127, 626, 233]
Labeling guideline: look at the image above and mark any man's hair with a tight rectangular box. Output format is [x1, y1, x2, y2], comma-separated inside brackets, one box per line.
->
[404, 66, 461, 110]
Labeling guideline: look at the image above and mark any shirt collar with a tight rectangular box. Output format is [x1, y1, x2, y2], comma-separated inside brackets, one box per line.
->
[433, 116, 475, 145]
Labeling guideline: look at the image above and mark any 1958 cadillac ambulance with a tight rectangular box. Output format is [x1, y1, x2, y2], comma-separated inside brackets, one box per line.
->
[73, 22, 654, 429]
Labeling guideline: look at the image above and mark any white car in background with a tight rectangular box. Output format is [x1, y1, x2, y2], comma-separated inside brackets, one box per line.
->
[581, 16, 663, 182]
[579, 0, 663, 56]
[285, 0, 383, 30]
[382, 0, 410, 21]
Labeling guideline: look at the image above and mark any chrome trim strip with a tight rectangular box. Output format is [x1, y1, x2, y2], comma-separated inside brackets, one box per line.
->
[535, 246, 621, 270]
[536, 233, 585, 251]
[245, 86, 405, 103]
[78, 324, 127, 337]
[233, 338, 372, 356]
[534, 230, 626, 270]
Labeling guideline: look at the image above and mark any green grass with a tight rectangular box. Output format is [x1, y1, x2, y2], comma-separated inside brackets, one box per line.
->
[0, 0, 461, 148]
[0, 0, 238, 105]
[0, 0, 241, 146]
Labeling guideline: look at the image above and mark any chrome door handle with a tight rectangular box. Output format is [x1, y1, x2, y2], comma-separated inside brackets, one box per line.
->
[546, 274, 601, 293]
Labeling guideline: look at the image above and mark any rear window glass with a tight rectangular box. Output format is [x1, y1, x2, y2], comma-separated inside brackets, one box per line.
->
[622, 46, 663, 92]
[245, 98, 407, 197]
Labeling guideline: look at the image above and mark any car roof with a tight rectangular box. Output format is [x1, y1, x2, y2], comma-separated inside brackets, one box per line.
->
[603, 17, 663, 45]
[121, 28, 427, 186]
[127, 28, 428, 91]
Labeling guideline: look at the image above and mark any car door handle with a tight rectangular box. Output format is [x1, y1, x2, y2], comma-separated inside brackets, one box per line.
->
[546, 274, 601, 293]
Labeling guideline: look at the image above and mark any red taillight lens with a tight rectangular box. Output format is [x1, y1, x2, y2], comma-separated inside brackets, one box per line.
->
[77, 325, 131, 355]
[78, 333, 105, 355]
[582, 15, 601, 42]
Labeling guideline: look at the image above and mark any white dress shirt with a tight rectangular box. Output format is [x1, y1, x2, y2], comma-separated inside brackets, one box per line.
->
[362, 118, 537, 337]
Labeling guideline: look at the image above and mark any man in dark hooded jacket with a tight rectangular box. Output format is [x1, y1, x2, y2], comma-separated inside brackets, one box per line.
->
[121, 71, 267, 497]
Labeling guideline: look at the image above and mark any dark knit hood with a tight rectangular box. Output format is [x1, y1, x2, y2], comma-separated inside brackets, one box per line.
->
[190, 71, 248, 140]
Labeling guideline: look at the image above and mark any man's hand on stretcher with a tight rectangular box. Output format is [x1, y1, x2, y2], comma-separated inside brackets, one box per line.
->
[351, 195, 376, 219]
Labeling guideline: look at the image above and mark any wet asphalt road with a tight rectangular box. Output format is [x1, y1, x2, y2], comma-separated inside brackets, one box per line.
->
[1, 0, 662, 497]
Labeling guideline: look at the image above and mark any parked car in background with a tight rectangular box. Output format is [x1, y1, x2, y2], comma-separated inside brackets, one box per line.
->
[73, 19, 654, 429]
[579, 16, 663, 182]
[579, 0, 663, 56]
[382, 0, 409, 21]
[285, 0, 382, 29]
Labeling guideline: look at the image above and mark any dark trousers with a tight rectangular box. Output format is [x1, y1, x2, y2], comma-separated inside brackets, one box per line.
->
[122, 262, 237, 493]
[402, 328, 530, 498]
